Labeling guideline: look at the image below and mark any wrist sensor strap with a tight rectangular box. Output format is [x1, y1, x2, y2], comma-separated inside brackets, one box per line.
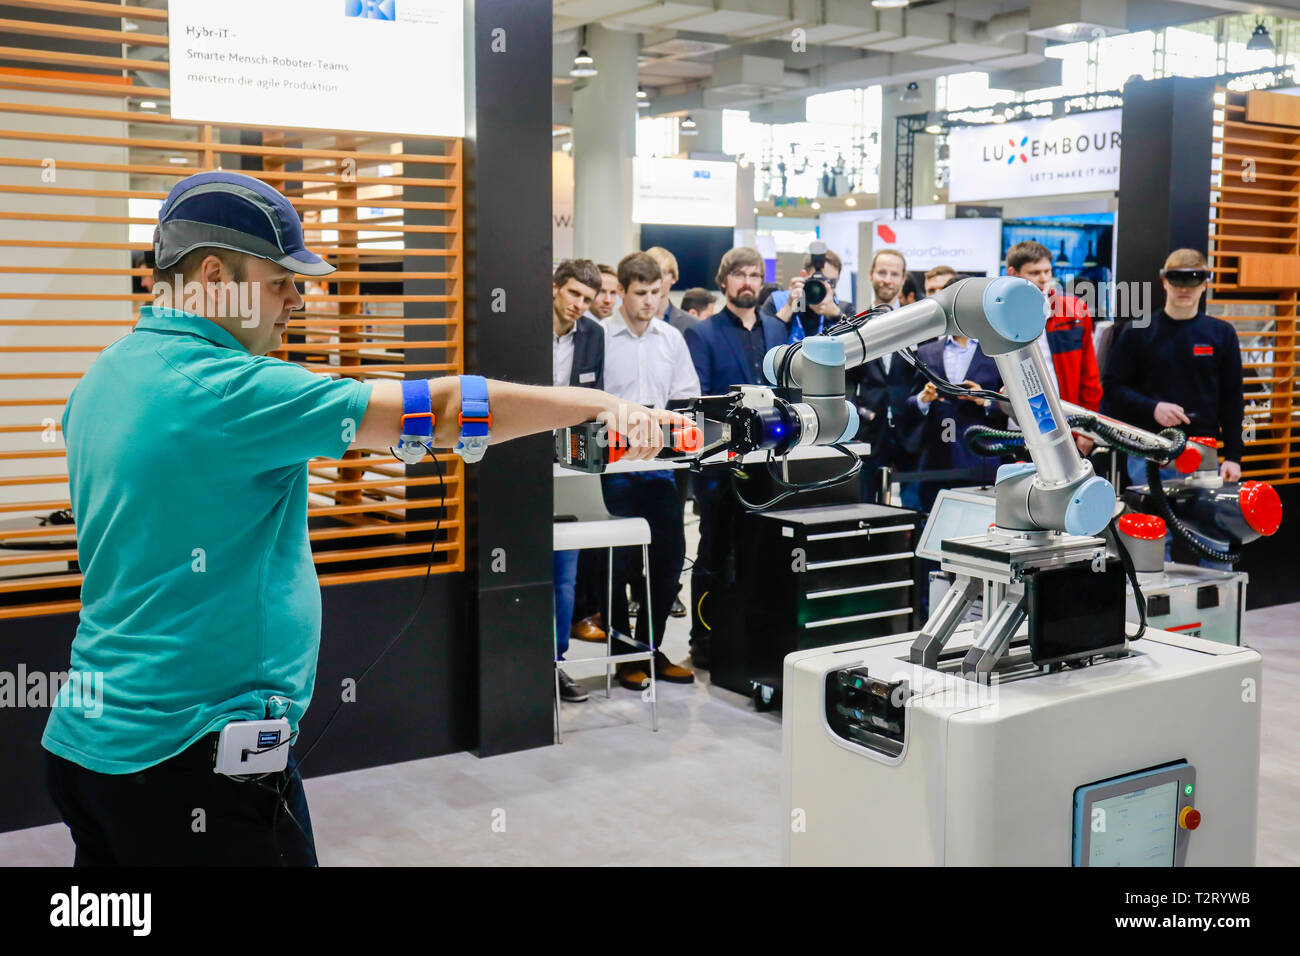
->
[396, 378, 433, 464]
[456, 374, 491, 463]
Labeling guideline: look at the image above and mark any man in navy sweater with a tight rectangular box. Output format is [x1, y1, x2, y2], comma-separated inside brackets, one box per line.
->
[683, 247, 786, 668]
[1102, 248, 1245, 486]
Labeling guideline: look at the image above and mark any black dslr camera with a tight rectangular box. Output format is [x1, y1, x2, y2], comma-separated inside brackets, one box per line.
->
[802, 240, 833, 307]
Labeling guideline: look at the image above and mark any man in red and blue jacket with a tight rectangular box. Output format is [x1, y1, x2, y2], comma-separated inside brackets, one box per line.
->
[1006, 240, 1103, 455]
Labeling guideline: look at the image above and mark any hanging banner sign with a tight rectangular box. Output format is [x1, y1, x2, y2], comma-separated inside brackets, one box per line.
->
[633, 158, 737, 227]
[948, 110, 1122, 202]
[168, 0, 465, 137]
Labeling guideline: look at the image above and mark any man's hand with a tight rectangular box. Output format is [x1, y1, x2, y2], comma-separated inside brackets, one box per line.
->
[597, 401, 693, 461]
[810, 297, 842, 317]
[777, 273, 806, 323]
[918, 381, 939, 405]
[1153, 401, 1191, 428]
[1220, 460, 1242, 482]
[957, 380, 988, 406]
[1075, 434, 1095, 456]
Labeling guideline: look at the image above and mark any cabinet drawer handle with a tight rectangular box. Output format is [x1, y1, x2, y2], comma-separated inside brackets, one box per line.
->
[803, 607, 914, 629]
[807, 580, 913, 599]
[806, 552, 913, 571]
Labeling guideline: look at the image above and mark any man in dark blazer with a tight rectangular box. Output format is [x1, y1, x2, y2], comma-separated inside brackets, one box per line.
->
[683, 255, 786, 395]
[550, 259, 605, 702]
[681, 247, 785, 668]
[851, 248, 921, 505]
[896, 333, 1005, 513]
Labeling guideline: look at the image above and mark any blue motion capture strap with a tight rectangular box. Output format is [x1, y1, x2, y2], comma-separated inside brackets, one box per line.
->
[395, 378, 433, 463]
[456, 374, 490, 462]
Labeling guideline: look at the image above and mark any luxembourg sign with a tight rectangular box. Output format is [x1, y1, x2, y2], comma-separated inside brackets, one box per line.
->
[948, 109, 1122, 202]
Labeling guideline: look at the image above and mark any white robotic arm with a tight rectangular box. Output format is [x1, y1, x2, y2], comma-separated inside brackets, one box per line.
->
[761, 276, 1117, 537]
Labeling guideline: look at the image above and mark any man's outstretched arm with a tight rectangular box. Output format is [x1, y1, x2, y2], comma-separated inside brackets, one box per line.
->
[352, 377, 688, 461]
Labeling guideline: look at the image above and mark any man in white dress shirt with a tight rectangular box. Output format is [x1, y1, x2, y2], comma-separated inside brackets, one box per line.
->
[599, 252, 701, 689]
[551, 259, 606, 702]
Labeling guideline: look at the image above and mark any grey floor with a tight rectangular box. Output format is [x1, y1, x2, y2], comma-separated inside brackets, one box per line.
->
[3, 514, 1297, 866]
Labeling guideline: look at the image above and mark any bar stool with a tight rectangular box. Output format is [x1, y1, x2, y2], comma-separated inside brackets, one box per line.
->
[553, 473, 657, 741]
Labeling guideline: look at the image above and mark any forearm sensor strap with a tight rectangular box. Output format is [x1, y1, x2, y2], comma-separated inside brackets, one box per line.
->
[456, 374, 491, 463]
[396, 378, 433, 465]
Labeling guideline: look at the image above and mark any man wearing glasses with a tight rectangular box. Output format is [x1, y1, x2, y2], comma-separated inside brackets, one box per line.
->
[1102, 249, 1244, 569]
[682, 247, 787, 669]
[760, 246, 856, 343]
[1103, 248, 1243, 487]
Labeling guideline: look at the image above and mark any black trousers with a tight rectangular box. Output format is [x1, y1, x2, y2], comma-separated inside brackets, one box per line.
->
[689, 467, 739, 654]
[599, 471, 684, 653]
[860, 424, 918, 504]
[44, 735, 318, 866]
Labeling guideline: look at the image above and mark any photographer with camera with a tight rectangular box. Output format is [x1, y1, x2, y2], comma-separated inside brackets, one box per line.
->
[760, 242, 855, 343]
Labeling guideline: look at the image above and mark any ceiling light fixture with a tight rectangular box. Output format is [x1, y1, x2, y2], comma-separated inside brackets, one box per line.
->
[139, 101, 157, 110]
[900, 81, 922, 104]
[845, 196, 857, 207]
[570, 49, 597, 77]
[811, 201, 821, 210]
[570, 26, 598, 78]
[872, 0, 909, 8]
[680, 115, 698, 136]
[1055, 241, 1069, 266]
[1248, 21, 1275, 52]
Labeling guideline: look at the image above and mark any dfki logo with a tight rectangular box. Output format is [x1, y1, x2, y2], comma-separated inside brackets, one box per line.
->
[1007, 136, 1029, 165]
[345, 0, 395, 19]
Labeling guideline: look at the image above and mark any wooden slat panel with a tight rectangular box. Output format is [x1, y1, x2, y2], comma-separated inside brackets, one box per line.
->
[1245, 90, 1300, 128]
[0, 15, 466, 617]
[1235, 254, 1300, 287]
[1210, 87, 1300, 485]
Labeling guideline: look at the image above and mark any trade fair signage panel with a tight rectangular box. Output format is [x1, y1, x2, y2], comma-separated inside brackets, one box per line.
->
[168, 0, 465, 137]
[633, 158, 738, 227]
[948, 110, 1122, 202]
[867, 218, 1002, 279]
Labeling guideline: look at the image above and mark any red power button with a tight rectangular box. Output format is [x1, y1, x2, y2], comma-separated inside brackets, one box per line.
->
[1179, 806, 1202, 830]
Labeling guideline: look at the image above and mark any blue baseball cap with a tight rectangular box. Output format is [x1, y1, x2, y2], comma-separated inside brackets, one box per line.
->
[153, 171, 335, 277]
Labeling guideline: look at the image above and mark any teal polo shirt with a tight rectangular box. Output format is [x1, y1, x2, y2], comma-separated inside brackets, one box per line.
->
[43, 306, 373, 774]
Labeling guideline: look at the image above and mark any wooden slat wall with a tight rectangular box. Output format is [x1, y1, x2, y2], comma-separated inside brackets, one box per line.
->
[1209, 88, 1299, 484]
[0, 1, 463, 620]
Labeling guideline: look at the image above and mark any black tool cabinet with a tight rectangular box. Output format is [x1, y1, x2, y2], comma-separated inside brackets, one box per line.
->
[708, 503, 924, 710]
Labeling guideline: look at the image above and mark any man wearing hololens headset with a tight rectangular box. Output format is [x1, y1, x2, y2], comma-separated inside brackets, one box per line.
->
[1102, 248, 1244, 488]
[42, 171, 686, 866]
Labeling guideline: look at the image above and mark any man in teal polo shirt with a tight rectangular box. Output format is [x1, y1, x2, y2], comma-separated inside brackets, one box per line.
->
[43, 171, 682, 866]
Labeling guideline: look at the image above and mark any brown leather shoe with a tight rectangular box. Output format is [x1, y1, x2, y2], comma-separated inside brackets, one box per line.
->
[653, 651, 695, 684]
[616, 662, 649, 691]
[570, 614, 606, 643]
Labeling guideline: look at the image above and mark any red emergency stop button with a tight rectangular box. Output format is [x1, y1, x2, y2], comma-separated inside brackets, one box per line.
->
[1179, 806, 1201, 830]
[1240, 481, 1282, 536]
[1175, 436, 1218, 474]
[1118, 513, 1167, 540]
